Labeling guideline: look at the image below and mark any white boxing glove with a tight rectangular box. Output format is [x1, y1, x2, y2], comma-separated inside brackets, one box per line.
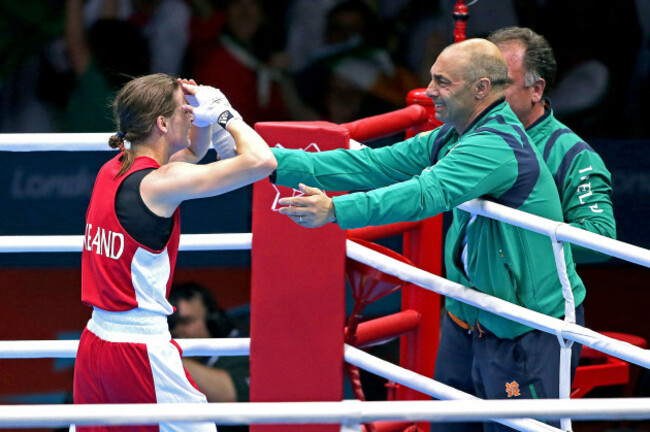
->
[188, 85, 243, 129]
[211, 126, 238, 160]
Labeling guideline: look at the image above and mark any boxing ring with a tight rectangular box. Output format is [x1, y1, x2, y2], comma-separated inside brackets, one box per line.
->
[2, 92, 650, 432]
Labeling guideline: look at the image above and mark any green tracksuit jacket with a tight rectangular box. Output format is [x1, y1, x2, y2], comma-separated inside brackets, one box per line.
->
[527, 103, 616, 263]
[271, 99, 586, 339]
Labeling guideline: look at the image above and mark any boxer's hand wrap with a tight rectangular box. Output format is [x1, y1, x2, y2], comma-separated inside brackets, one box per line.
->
[212, 126, 238, 160]
[189, 86, 242, 128]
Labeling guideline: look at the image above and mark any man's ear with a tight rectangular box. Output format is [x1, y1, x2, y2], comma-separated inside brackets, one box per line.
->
[531, 78, 546, 104]
[475, 77, 490, 100]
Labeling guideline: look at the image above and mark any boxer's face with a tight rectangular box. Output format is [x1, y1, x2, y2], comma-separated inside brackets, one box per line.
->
[164, 87, 194, 155]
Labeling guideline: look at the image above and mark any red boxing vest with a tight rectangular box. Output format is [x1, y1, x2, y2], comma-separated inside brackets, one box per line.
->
[81, 154, 180, 314]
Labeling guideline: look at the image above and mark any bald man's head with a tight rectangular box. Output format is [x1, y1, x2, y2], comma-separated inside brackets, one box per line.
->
[426, 39, 511, 132]
[440, 39, 510, 91]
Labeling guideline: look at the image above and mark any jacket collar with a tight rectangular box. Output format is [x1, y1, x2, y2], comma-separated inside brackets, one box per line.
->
[461, 97, 506, 135]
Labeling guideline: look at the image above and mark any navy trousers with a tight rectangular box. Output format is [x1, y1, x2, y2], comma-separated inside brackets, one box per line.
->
[432, 304, 585, 432]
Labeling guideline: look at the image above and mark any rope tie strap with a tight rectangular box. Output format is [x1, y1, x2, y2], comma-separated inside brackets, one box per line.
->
[556, 323, 575, 350]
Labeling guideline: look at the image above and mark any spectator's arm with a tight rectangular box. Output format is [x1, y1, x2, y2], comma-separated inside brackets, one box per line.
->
[182, 358, 238, 402]
[64, 0, 91, 77]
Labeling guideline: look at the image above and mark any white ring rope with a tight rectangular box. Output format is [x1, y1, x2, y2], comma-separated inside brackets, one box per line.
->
[0, 133, 116, 151]
[0, 133, 229, 152]
[346, 240, 650, 370]
[460, 199, 650, 267]
[2, 205, 648, 368]
[0, 338, 250, 359]
[1, 343, 648, 429]
[2, 399, 650, 428]
[0, 233, 252, 253]
[548, 227, 575, 431]
[2, 199, 647, 266]
[0, 339, 553, 431]
[344, 345, 560, 432]
[2, 249, 644, 431]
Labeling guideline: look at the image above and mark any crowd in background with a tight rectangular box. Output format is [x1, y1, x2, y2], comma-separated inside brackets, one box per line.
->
[0, 0, 647, 139]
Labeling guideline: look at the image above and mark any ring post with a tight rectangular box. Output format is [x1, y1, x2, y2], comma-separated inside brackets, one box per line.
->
[251, 121, 350, 432]
[398, 219, 443, 401]
[398, 91, 444, 431]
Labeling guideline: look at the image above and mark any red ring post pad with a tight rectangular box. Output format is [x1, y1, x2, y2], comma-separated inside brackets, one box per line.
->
[251, 121, 349, 432]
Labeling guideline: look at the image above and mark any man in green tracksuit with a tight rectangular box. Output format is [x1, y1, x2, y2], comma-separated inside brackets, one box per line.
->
[489, 27, 616, 263]
[273, 39, 585, 431]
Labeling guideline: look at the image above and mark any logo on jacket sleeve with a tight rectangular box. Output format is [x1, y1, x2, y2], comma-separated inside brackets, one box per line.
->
[505, 381, 520, 397]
